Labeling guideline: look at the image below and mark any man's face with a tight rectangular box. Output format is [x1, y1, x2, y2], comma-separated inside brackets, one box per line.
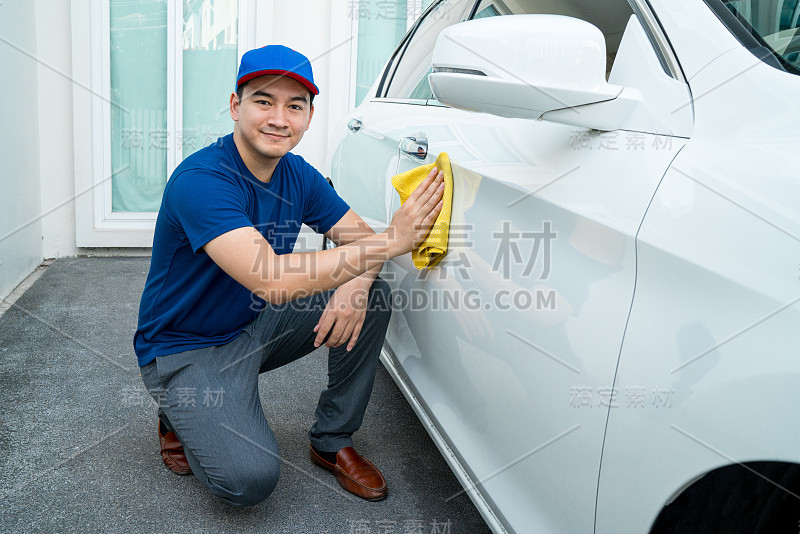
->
[230, 74, 314, 162]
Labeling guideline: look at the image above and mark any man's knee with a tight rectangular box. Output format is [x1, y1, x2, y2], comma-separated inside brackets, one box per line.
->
[208, 457, 280, 506]
[367, 276, 392, 318]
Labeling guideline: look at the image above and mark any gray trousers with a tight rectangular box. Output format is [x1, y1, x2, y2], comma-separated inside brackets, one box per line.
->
[140, 277, 392, 506]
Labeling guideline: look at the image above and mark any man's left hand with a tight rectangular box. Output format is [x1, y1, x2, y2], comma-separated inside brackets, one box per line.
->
[313, 278, 370, 351]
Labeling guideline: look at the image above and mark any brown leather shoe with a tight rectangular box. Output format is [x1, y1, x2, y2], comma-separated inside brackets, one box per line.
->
[158, 419, 192, 475]
[310, 446, 388, 501]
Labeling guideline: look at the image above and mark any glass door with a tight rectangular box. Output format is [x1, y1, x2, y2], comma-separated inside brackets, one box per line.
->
[75, 0, 250, 246]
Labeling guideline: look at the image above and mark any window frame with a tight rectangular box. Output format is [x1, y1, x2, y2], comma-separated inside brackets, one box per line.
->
[627, 0, 687, 82]
[72, 0, 254, 247]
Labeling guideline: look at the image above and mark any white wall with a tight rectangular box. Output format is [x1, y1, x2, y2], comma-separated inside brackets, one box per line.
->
[254, 0, 355, 173]
[36, 0, 78, 259]
[0, 1, 44, 298]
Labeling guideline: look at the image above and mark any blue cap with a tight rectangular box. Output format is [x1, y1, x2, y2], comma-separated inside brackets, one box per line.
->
[236, 45, 319, 95]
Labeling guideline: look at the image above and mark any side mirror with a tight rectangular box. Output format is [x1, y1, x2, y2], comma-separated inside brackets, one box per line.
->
[429, 15, 637, 130]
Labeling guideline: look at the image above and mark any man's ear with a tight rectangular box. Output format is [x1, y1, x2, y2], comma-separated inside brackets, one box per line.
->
[306, 103, 314, 131]
[230, 92, 240, 121]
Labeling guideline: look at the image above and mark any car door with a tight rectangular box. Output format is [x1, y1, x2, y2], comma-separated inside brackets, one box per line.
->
[331, 1, 693, 532]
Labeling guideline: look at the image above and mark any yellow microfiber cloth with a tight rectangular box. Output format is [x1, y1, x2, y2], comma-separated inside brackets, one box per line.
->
[391, 152, 453, 269]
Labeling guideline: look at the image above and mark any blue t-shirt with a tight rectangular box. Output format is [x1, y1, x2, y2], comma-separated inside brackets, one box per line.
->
[133, 134, 350, 367]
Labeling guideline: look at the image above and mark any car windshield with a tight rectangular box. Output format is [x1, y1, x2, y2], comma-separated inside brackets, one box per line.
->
[712, 0, 800, 74]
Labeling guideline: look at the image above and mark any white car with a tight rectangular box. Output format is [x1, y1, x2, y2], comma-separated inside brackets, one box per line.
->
[326, 0, 800, 532]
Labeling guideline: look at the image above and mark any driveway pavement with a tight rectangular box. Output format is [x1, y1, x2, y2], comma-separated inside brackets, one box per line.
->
[0, 257, 491, 534]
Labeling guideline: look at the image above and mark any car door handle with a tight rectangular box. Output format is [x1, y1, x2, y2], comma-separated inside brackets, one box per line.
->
[347, 118, 362, 132]
[400, 136, 428, 159]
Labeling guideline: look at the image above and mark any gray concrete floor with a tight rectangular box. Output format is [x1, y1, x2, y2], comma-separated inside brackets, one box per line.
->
[0, 258, 491, 534]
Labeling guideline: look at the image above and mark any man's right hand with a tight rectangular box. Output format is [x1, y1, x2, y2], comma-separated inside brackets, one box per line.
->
[386, 166, 445, 256]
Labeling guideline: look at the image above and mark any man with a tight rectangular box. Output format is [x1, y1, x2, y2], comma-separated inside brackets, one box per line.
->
[133, 45, 444, 506]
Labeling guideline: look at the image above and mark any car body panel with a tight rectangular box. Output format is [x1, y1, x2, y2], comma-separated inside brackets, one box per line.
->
[596, 45, 800, 533]
[328, 109, 403, 227]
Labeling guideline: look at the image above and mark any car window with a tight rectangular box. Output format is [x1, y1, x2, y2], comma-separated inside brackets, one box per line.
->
[470, 0, 634, 79]
[383, 0, 473, 100]
[705, 0, 800, 74]
[384, 0, 635, 103]
[473, 4, 503, 18]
